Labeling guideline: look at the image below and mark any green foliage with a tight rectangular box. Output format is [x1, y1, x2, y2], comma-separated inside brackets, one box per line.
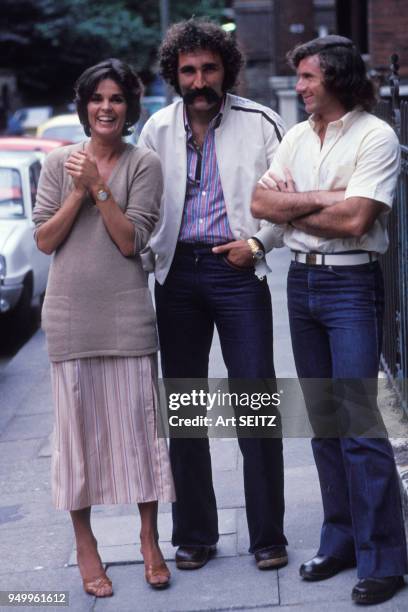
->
[1, 0, 227, 103]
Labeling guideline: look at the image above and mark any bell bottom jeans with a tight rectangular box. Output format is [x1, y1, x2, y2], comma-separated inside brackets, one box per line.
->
[287, 260, 408, 578]
[155, 244, 286, 553]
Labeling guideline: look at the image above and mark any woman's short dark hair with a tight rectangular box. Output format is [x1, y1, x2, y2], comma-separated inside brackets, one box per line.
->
[159, 18, 244, 95]
[74, 58, 143, 137]
[287, 35, 377, 112]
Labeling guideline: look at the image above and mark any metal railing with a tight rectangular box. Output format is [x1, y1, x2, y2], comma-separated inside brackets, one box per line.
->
[377, 55, 408, 416]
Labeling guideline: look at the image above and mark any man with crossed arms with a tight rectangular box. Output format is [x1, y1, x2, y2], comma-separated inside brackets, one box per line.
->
[252, 35, 407, 606]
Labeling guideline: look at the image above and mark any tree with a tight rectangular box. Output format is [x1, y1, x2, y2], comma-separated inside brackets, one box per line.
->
[1, 0, 227, 104]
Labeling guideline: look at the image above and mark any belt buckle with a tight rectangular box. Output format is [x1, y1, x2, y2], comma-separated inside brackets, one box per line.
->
[306, 253, 317, 265]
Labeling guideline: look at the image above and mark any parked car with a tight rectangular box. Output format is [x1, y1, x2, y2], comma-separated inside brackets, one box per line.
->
[7, 106, 53, 136]
[0, 152, 50, 328]
[37, 113, 86, 143]
[0, 136, 71, 163]
[35, 97, 166, 145]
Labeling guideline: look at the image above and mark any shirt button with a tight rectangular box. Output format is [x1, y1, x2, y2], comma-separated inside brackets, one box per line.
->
[199, 219, 204, 224]
[202, 191, 206, 196]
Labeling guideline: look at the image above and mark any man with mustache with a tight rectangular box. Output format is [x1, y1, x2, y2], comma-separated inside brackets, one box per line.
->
[139, 19, 287, 571]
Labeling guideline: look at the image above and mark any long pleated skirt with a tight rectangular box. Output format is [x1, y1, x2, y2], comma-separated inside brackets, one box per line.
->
[50, 355, 175, 510]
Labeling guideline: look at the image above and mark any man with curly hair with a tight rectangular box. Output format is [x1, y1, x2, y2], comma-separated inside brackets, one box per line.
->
[252, 35, 408, 605]
[139, 18, 287, 571]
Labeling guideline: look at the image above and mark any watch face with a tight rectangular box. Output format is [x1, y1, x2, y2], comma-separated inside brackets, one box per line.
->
[97, 189, 109, 202]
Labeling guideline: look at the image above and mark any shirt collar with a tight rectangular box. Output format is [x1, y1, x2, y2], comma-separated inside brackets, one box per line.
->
[308, 107, 363, 133]
[183, 96, 225, 135]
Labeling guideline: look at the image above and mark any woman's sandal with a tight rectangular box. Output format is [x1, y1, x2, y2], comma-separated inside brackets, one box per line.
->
[83, 572, 113, 597]
[144, 560, 171, 589]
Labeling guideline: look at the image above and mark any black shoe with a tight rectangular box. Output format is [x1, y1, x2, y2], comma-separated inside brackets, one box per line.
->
[352, 576, 405, 605]
[175, 545, 217, 570]
[255, 546, 288, 570]
[299, 554, 355, 581]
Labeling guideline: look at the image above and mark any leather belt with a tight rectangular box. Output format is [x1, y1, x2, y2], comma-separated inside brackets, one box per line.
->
[291, 251, 378, 266]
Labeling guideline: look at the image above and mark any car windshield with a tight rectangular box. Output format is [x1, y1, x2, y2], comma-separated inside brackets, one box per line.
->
[42, 125, 85, 142]
[0, 168, 24, 218]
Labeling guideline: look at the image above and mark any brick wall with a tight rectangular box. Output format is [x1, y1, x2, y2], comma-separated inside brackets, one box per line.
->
[234, 0, 315, 101]
[368, 0, 408, 77]
[275, 0, 315, 75]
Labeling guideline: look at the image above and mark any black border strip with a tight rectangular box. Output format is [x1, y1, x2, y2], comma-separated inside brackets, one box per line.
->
[231, 105, 283, 141]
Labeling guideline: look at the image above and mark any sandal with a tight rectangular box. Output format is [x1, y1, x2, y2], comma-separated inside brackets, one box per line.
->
[144, 560, 171, 589]
[83, 572, 113, 597]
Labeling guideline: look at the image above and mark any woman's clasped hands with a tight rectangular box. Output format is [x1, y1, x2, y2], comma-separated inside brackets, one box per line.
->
[65, 150, 100, 194]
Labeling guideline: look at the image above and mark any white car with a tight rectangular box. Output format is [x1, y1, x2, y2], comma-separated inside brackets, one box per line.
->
[0, 152, 50, 327]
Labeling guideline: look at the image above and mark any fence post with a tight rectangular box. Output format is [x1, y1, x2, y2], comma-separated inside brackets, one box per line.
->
[390, 53, 401, 135]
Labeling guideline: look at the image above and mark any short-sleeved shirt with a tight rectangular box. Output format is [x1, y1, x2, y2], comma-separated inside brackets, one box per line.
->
[261, 109, 400, 254]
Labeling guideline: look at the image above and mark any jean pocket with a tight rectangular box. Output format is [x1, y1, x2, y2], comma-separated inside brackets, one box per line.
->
[220, 255, 254, 273]
[326, 264, 376, 283]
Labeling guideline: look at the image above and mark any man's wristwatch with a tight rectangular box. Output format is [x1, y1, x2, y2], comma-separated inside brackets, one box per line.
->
[95, 187, 110, 202]
[247, 237, 265, 260]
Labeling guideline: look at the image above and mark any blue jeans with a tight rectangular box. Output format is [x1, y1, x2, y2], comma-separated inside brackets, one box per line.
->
[287, 260, 408, 578]
[155, 243, 286, 552]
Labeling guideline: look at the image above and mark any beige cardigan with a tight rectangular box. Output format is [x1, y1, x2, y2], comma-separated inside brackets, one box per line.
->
[33, 142, 163, 362]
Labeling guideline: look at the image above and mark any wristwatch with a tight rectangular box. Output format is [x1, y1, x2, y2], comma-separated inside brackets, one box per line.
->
[95, 187, 110, 202]
[247, 237, 265, 260]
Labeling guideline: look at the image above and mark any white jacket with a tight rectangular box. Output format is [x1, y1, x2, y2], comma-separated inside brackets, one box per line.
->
[138, 93, 285, 284]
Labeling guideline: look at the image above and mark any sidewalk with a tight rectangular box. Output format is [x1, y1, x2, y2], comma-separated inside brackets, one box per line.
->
[0, 247, 407, 611]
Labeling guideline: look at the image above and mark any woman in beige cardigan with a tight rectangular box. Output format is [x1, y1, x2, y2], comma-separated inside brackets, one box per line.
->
[34, 59, 175, 596]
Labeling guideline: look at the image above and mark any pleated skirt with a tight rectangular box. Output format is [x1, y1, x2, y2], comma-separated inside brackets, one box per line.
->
[50, 355, 175, 510]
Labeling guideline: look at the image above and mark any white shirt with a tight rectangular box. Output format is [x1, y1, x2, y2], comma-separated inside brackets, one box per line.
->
[260, 109, 400, 254]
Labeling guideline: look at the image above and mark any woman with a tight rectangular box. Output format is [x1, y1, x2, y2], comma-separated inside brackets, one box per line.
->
[33, 59, 175, 596]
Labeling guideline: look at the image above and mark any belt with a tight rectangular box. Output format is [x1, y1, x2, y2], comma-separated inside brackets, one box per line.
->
[291, 251, 378, 266]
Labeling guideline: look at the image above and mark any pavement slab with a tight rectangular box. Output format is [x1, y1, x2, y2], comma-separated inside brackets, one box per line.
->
[0, 567, 94, 612]
[68, 508, 238, 566]
[95, 557, 279, 612]
[0, 520, 73, 575]
[0, 411, 52, 442]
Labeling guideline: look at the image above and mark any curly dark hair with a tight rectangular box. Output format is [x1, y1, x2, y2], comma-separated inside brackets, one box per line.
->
[287, 35, 377, 112]
[159, 18, 244, 95]
[74, 58, 143, 137]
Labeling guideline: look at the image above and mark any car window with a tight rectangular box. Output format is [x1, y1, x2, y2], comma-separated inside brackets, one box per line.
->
[0, 168, 24, 218]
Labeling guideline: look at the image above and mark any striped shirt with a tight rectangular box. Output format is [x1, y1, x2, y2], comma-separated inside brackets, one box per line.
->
[178, 101, 234, 244]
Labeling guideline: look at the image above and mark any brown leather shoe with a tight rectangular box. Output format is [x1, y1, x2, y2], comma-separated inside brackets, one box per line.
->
[255, 546, 288, 570]
[175, 545, 217, 570]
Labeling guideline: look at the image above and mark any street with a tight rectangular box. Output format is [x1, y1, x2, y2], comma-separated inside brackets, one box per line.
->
[0, 247, 407, 611]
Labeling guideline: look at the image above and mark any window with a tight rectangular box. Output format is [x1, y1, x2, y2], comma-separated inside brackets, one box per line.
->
[0, 168, 24, 218]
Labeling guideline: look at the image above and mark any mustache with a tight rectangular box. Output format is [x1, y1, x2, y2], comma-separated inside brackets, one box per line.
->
[182, 87, 222, 105]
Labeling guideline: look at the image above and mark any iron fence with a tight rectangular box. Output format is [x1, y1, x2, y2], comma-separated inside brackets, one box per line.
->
[377, 55, 408, 415]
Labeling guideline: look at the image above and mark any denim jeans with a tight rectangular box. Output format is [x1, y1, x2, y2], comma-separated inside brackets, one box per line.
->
[155, 244, 286, 552]
[287, 260, 408, 578]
